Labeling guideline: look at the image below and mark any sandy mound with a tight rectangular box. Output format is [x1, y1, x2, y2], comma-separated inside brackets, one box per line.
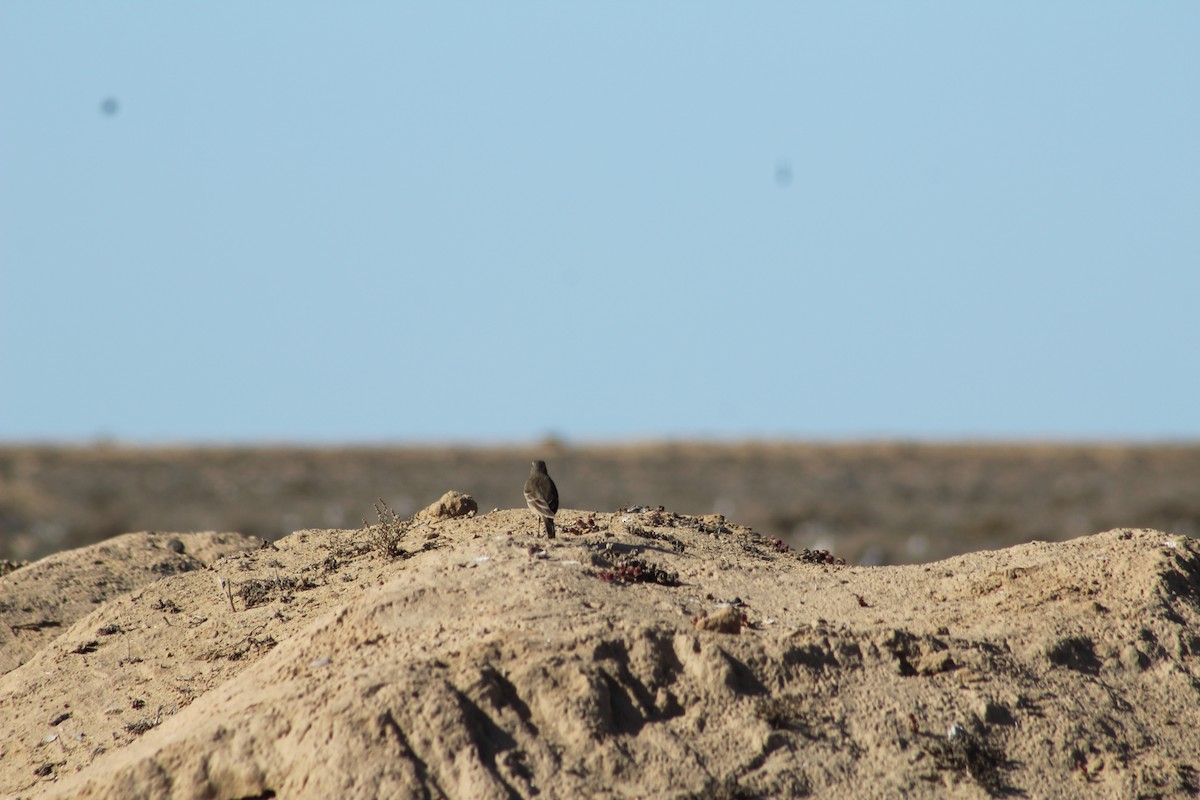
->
[2, 507, 1199, 799]
[0, 532, 259, 677]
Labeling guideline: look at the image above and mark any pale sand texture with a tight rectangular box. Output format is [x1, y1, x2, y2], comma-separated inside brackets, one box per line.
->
[1, 505, 1198, 798]
[0, 532, 259, 677]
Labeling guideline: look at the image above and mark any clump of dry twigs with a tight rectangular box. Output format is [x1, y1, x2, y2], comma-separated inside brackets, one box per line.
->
[365, 499, 416, 560]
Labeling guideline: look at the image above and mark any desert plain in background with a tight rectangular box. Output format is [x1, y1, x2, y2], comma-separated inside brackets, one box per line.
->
[3, 442, 1199, 565]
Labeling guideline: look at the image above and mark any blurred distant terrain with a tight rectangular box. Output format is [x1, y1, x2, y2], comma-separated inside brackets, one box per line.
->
[2, 443, 1198, 565]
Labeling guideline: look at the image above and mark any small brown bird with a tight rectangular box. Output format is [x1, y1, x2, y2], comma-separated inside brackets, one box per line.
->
[524, 460, 559, 538]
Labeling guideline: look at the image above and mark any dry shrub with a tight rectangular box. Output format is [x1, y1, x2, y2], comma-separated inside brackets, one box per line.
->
[366, 500, 415, 560]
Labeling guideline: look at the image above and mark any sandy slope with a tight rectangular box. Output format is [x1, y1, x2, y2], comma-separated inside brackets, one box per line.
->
[0, 532, 259, 677]
[1, 505, 1198, 799]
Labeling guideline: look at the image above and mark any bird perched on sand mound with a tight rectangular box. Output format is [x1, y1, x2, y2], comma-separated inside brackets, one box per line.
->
[524, 460, 559, 538]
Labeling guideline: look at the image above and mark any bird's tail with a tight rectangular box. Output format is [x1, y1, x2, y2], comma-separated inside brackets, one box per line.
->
[544, 517, 555, 539]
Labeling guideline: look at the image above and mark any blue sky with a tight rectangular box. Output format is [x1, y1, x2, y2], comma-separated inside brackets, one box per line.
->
[2, 4, 1197, 442]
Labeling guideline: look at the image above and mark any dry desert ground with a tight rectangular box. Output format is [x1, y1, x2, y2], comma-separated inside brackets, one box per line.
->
[2, 444, 1199, 798]
[0, 500, 1197, 797]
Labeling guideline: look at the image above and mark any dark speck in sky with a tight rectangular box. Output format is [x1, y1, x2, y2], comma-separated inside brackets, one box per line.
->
[774, 159, 793, 187]
[100, 97, 119, 116]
